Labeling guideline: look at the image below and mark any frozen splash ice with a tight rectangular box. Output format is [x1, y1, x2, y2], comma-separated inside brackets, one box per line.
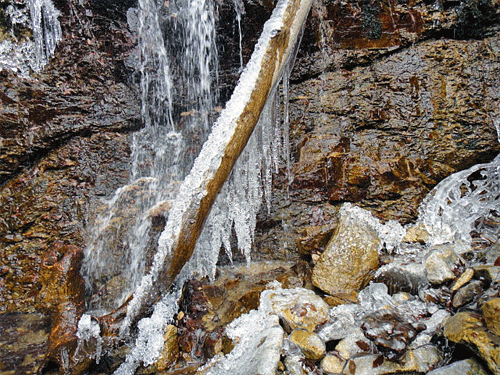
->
[418, 153, 500, 252]
[340, 203, 406, 253]
[0, 0, 62, 76]
[114, 285, 183, 375]
[199, 287, 285, 375]
[418, 122, 500, 252]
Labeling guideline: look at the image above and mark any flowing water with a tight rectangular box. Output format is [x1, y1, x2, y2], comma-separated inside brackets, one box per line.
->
[82, 0, 219, 311]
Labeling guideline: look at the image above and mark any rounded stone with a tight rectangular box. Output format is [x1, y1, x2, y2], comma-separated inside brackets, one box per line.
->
[425, 244, 461, 285]
[321, 354, 346, 374]
[289, 329, 326, 361]
[482, 298, 500, 336]
[260, 287, 330, 332]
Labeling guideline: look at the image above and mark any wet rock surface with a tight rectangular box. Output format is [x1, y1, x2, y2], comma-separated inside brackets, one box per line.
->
[312, 203, 380, 295]
[1, 0, 500, 373]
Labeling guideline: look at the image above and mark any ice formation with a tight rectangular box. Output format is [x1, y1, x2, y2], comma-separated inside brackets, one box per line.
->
[340, 203, 406, 253]
[75, 314, 103, 364]
[0, 0, 62, 76]
[114, 286, 183, 375]
[199, 289, 285, 375]
[419, 154, 500, 252]
[418, 121, 500, 251]
[121, 0, 292, 333]
[112, 0, 305, 370]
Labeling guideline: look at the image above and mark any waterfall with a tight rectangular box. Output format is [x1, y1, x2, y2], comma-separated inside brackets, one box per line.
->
[0, 0, 62, 76]
[82, 0, 218, 311]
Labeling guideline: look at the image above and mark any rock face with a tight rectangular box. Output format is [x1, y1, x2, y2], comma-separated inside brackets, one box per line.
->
[312, 204, 380, 295]
[289, 32, 500, 224]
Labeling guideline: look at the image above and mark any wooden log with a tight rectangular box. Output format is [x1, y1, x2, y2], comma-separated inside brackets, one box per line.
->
[42, 0, 313, 373]
[122, 0, 314, 331]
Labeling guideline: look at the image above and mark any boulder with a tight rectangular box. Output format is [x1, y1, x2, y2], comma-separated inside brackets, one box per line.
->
[260, 287, 330, 332]
[426, 358, 490, 375]
[425, 244, 462, 284]
[321, 355, 346, 374]
[312, 204, 381, 295]
[342, 345, 442, 375]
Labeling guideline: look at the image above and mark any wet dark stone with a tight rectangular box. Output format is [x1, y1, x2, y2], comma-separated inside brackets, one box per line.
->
[452, 280, 484, 308]
[361, 310, 426, 361]
[0, 313, 50, 375]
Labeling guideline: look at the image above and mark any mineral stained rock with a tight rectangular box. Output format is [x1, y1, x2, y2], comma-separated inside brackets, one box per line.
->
[312, 205, 380, 295]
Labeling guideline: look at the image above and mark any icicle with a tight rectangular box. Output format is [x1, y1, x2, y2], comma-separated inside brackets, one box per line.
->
[0, 0, 61, 76]
[232, 0, 245, 70]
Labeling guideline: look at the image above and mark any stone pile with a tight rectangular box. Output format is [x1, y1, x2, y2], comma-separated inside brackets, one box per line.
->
[149, 203, 500, 375]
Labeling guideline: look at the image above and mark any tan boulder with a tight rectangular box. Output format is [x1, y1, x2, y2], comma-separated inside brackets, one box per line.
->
[312, 205, 380, 295]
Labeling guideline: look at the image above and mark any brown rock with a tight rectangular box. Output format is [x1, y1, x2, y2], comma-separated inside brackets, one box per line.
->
[451, 280, 484, 308]
[312, 205, 380, 295]
[289, 329, 326, 361]
[444, 311, 500, 374]
[451, 268, 474, 292]
[156, 325, 179, 372]
[34, 243, 89, 375]
[482, 298, 500, 336]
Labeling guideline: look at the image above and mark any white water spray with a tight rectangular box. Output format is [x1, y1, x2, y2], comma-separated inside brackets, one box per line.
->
[82, 0, 219, 310]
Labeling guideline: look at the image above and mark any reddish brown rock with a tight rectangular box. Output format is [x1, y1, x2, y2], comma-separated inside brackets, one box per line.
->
[35, 242, 89, 375]
[289, 33, 500, 223]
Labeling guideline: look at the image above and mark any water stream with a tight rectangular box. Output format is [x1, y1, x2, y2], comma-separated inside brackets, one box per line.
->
[82, 0, 219, 311]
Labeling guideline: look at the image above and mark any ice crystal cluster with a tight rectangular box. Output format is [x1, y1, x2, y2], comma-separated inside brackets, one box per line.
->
[0, 0, 61, 76]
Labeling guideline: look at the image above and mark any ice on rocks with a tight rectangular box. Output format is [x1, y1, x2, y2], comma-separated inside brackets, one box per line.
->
[114, 286, 183, 375]
[320, 283, 438, 344]
[340, 203, 406, 253]
[199, 309, 284, 375]
[418, 153, 500, 253]
[260, 287, 330, 332]
[75, 314, 102, 363]
[0, 0, 62, 76]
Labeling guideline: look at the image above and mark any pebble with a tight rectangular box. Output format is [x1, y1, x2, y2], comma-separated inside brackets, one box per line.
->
[289, 329, 326, 361]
